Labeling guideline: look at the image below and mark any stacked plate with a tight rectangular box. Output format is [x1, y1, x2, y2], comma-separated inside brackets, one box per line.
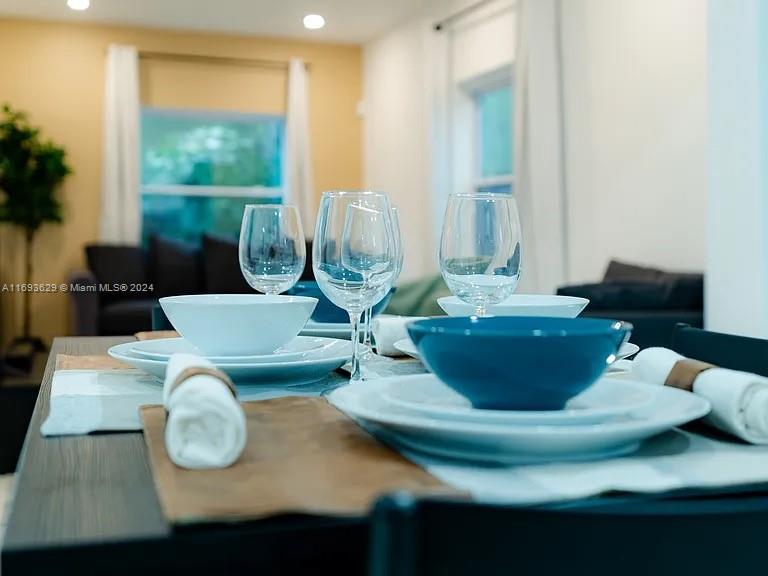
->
[108, 336, 352, 385]
[329, 374, 710, 464]
[300, 320, 351, 339]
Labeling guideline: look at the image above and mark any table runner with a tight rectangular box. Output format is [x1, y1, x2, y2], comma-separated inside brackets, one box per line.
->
[56, 354, 130, 370]
[141, 397, 456, 525]
[135, 330, 179, 341]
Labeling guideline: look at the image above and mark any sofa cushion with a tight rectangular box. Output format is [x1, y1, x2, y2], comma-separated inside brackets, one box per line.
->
[603, 260, 665, 283]
[201, 234, 251, 293]
[99, 298, 156, 335]
[85, 245, 147, 304]
[149, 235, 202, 297]
[557, 282, 673, 311]
[665, 273, 704, 310]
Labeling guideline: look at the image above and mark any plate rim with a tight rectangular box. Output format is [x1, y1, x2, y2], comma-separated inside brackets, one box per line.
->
[130, 335, 335, 363]
[379, 374, 656, 425]
[328, 378, 711, 438]
[109, 340, 352, 370]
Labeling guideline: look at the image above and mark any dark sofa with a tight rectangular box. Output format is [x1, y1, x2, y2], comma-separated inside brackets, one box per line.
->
[69, 235, 314, 336]
[557, 260, 704, 349]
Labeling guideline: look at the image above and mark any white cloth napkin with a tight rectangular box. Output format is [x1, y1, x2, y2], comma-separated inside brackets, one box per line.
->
[632, 347, 768, 444]
[163, 353, 247, 469]
[372, 315, 426, 356]
[41, 369, 162, 436]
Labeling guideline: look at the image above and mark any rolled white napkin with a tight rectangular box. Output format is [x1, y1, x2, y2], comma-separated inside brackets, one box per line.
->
[372, 315, 427, 356]
[632, 347, 768, 444]
[163, 353, 247, 469]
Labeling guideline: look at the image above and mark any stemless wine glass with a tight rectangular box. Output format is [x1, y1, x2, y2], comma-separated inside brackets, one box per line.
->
[239, 204, 306, 295]
[439, 193, 522, 316]
[313, 191, 395, 380]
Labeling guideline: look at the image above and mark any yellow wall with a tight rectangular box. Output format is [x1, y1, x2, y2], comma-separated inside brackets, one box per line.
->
[0, 17, 362, 345]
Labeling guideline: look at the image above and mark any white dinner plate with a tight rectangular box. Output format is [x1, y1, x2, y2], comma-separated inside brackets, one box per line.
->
[393, 339, 640, 362]
[108, 339, 351, 385]
[328, 379, 710, 464]
[380, 374, 655, 426]
[300, 320, 351, 339]
[131, 336, 333, 363]
[437, 295, 590, 318]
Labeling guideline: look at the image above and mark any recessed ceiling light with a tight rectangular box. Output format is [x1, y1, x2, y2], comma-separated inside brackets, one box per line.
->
[303, 14, 325, 30]
[67, 0, 90, 10]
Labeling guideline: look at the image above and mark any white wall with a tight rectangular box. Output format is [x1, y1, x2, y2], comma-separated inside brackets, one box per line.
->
[363, 18, 431, 281]
[363, 0, 515, 281]
[706, 0, 768, 337]
[561, 0, 707, 283]
[365, 0, 708, 287]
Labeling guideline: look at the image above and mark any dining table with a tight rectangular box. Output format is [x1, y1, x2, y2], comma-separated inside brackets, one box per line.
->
[6, 333, 768, 575]
[1, 337, 369, 575]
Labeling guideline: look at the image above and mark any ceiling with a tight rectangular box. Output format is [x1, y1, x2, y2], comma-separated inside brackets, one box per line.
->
[0, 0, 433, 44]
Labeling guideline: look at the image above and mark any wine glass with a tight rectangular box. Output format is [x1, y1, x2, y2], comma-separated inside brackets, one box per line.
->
[390, 205, 404, 281]
[313, 191, 395, 380]
[362, 205, 403, 355]
[439, 193, 522, 316]
[239, 204, 306, 295]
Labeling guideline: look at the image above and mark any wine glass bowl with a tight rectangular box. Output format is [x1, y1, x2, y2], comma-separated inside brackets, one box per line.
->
[439, 193, 522, 316]
[239, 204, 306, 295]
[313, 191, 396, 380]
[342, 204, 392, 278]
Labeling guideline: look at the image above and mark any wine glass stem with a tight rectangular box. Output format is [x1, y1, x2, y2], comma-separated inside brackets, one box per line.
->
[474, 305, 487, 317]
[349, 311, 363, 381]
[363, 307, 373, 350]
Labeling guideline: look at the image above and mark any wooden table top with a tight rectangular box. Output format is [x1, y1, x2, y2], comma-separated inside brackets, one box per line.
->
[4, 335, 362, 551]
[0, 337, 377, 575]
[2, 337, 170, 549]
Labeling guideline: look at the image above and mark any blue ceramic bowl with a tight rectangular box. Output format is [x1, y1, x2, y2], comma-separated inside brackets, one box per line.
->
[407, 316, 632, 410]
[288, 281, 395, 323]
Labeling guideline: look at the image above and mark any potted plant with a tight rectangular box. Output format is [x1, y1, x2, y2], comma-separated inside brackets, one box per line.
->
[0, 104, 71, 355]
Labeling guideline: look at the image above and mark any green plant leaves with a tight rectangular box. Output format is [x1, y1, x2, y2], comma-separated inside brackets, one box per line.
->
[0, 103, 71, 233]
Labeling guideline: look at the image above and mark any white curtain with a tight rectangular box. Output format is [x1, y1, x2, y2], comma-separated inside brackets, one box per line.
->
[283, 58, 315, 238]
[514, 0, 567, 294]
[100, 44, 141, 244]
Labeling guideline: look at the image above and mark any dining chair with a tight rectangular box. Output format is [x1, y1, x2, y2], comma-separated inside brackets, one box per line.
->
[369, 492, 768, 576]
[671, 323, 768, 377]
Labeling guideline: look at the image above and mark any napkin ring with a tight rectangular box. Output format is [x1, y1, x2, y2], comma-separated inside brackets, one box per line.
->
[169, 367, 237, 398]
[665, 359, 714, 392]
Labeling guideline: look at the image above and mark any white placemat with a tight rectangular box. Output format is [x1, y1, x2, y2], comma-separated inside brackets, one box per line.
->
[394, 428, 768, 505]
[41, 369, 343, 437]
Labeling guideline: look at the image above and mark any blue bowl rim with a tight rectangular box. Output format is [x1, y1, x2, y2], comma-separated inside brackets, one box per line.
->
[408, 316, 632, 338]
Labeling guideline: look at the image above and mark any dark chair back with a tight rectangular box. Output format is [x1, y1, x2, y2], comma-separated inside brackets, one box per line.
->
[671, 323, 768, 377]
[369, 493, 768, 576]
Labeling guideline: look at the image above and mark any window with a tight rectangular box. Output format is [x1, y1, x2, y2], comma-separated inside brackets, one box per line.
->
[473, 83, 514, 194]
[140, 108, 284, 244]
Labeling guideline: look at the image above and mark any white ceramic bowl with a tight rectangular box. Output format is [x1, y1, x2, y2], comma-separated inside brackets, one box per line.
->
[437, 295, 589, 318]
[159, 294, 317, 355]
